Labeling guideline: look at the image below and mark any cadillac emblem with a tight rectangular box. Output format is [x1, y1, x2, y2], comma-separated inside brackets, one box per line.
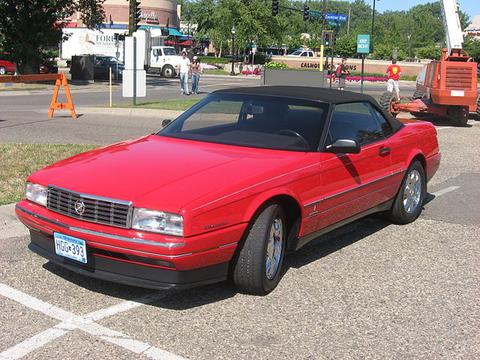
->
[74, 200, 86, 215]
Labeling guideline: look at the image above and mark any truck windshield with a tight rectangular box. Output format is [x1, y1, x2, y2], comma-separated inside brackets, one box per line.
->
[163, 48, 177, 56]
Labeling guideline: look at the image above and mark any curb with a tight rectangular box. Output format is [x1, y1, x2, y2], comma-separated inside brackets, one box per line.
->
[77, 107, 183, 119]
[0, 203, 29, 240]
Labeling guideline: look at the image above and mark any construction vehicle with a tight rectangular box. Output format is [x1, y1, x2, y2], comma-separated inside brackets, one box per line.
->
[380, 0, 479, 126]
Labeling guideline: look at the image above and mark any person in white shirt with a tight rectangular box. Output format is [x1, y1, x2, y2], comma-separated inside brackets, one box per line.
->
[176, 51, 191, 95]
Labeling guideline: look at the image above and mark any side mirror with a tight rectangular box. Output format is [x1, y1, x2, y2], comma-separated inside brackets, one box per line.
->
[162, 119, 172, 127]
[326, 139, 361, 154]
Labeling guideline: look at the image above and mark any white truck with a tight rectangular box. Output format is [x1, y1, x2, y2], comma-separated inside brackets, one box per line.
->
[147, 46, 184, 78]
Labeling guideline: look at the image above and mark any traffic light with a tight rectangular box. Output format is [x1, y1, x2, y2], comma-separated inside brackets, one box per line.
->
[272, 0, 279, 16]
[303, 4, 310, 21]
[129, 0, 142, 35]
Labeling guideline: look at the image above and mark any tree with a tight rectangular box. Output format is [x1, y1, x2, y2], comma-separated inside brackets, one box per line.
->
[0, 0, 105, 73]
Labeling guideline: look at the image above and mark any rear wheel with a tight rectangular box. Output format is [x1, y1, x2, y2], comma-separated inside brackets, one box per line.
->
[162, 65, 176, 78]
[387, 161, 426, 224]
[448, 106, 468, 127]
[232, 204, 286, 295]
[379, 91, 399, 117]
[0, 67, 6, 75]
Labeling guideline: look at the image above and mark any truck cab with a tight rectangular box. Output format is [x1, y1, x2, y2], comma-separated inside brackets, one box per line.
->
[148, 46, 183, 78]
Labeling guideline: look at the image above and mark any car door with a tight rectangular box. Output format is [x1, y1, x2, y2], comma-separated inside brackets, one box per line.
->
[314, 102, 393, 230]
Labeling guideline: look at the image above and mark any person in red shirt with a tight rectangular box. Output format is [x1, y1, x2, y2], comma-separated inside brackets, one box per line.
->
[386, 59, 402, 99]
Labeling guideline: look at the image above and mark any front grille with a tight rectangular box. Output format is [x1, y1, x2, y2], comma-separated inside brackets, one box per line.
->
[47, 186, 132, 228]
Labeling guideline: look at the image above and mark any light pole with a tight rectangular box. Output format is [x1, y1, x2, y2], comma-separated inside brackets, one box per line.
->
[371, 0, 379, 53]
[230, 25, 236, 76]
[407, 34, 412, 59]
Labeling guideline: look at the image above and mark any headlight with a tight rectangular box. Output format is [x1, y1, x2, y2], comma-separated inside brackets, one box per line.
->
[26, 183, 48, 207]
[132, 208, 183, 236]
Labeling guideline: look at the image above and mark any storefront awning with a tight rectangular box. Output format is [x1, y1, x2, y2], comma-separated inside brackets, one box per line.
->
[165, 28, 183, 37]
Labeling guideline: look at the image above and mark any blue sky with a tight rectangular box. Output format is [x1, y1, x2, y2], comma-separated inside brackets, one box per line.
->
[362, 0, 478, 20]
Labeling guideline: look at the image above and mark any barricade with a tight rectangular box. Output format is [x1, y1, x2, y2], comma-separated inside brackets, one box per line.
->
[0, 73, 77, 119]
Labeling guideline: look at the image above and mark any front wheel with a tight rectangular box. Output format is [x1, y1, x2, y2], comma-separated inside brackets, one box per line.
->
[379, 91, 399, 117]
[232, 204, 286, 295]
[0, 67, 6, 75]
[162, 65, 176, 78]
[387, 161, 426, 224]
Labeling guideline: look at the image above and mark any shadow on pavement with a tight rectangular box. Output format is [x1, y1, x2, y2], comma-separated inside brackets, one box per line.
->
[41, 195, 440, 310]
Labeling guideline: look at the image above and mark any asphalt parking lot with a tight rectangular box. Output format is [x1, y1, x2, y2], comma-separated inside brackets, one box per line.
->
[1, 109, 480, 358]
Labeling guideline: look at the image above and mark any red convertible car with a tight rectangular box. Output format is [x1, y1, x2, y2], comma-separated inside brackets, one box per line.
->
[16, 87, 440, 294]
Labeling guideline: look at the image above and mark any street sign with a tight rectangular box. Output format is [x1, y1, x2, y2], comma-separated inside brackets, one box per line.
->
[357, 34, 370, 54]
[325, 13, 348, 22]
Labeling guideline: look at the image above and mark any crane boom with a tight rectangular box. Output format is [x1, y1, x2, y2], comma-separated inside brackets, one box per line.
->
[440, 0, 464, 56]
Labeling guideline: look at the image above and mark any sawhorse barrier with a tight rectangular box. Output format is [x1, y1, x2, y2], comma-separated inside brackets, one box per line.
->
[0, 73, 77, 119]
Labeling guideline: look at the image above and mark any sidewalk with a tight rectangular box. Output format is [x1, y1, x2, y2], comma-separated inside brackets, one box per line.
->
[0, 204, 28, 240]
[78, 106, 183, 119]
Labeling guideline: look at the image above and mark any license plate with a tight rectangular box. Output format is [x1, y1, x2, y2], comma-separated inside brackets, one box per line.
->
[54, 233, 87, 264]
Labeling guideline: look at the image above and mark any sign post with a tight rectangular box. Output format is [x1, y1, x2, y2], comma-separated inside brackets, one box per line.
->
[356, 34, 370, 94]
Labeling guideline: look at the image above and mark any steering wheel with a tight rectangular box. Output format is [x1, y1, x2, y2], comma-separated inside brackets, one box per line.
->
[275, 129, 310, 150]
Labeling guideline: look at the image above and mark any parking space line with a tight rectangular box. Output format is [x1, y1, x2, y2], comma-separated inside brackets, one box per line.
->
[85, 292, 168, 322]
[431, 186, 460, 197]
[0, 328, 68, 360]
[0, 283, 185, 360]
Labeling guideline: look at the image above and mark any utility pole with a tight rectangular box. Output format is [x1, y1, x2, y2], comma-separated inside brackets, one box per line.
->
[370, 0, 377, 53]
[319, 0, 327, 72]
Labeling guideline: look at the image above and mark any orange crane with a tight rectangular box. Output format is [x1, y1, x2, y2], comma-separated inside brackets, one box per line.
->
[380, 0, 478, 126]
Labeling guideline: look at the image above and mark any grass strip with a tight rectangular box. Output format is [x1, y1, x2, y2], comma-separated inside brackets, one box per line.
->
[114, 98, 200, 111]
[0, 144, 96, 205]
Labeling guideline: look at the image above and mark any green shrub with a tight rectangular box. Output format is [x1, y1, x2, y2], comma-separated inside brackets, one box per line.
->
[198, 56, 229, 64]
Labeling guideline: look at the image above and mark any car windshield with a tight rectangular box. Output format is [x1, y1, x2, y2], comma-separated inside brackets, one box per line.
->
[158, 94, 328, 151]
[163, 48, 177, 56]
[290, 50, 303, 56]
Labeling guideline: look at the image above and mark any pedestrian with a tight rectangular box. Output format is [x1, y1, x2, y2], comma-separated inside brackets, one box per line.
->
[386, 59, 402, 99]
[336, 58, 349, 91]
[176, 51, 191, 95]
[190, 56, 203, 94]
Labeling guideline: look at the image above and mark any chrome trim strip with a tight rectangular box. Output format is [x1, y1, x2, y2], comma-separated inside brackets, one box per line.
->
[87, 241, 193, 259]
[303, 169, 406, 208]
[48, 185, 132, 206]
[16, 205, 184, 249]
[218, 242, 238, 249]
[69, 227, 184, 249]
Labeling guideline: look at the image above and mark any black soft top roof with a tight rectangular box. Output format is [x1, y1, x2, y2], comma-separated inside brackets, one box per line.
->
[213, 86, 403, 132]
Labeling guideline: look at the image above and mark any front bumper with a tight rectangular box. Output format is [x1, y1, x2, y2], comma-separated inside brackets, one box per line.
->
[16, 201, 247, 290]
[28, 230, 228, 290]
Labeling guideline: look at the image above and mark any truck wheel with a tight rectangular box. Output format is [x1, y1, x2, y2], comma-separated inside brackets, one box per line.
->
[410, 112, 432, 120]
[0, 67, 6, 75]
[162, 65, 176, 78]
[411, 90, 424, 100]
[448, 106, 468, 127]
[387, 160, 426, 225]
[379, 91, 399, 117]
[232, 203, 286, 295]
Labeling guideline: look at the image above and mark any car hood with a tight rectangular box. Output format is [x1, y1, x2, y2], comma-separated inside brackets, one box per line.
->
[29, 135, 311, 213]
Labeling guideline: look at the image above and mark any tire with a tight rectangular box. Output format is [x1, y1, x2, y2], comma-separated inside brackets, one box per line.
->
[411, 90, 424, 100]
[476, 96, 480, 117]
[387, 161, 426, 225]
[410, 111, 432, 120]
[379, 91, 399, 117]
[232, 204, 287, 295]
[448, 106, 468, 127]
[0, 67, 6, 75]
[162, 65, 176, 78]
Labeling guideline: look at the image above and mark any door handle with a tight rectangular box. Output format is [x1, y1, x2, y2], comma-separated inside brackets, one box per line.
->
[379, 147, 391, 156]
